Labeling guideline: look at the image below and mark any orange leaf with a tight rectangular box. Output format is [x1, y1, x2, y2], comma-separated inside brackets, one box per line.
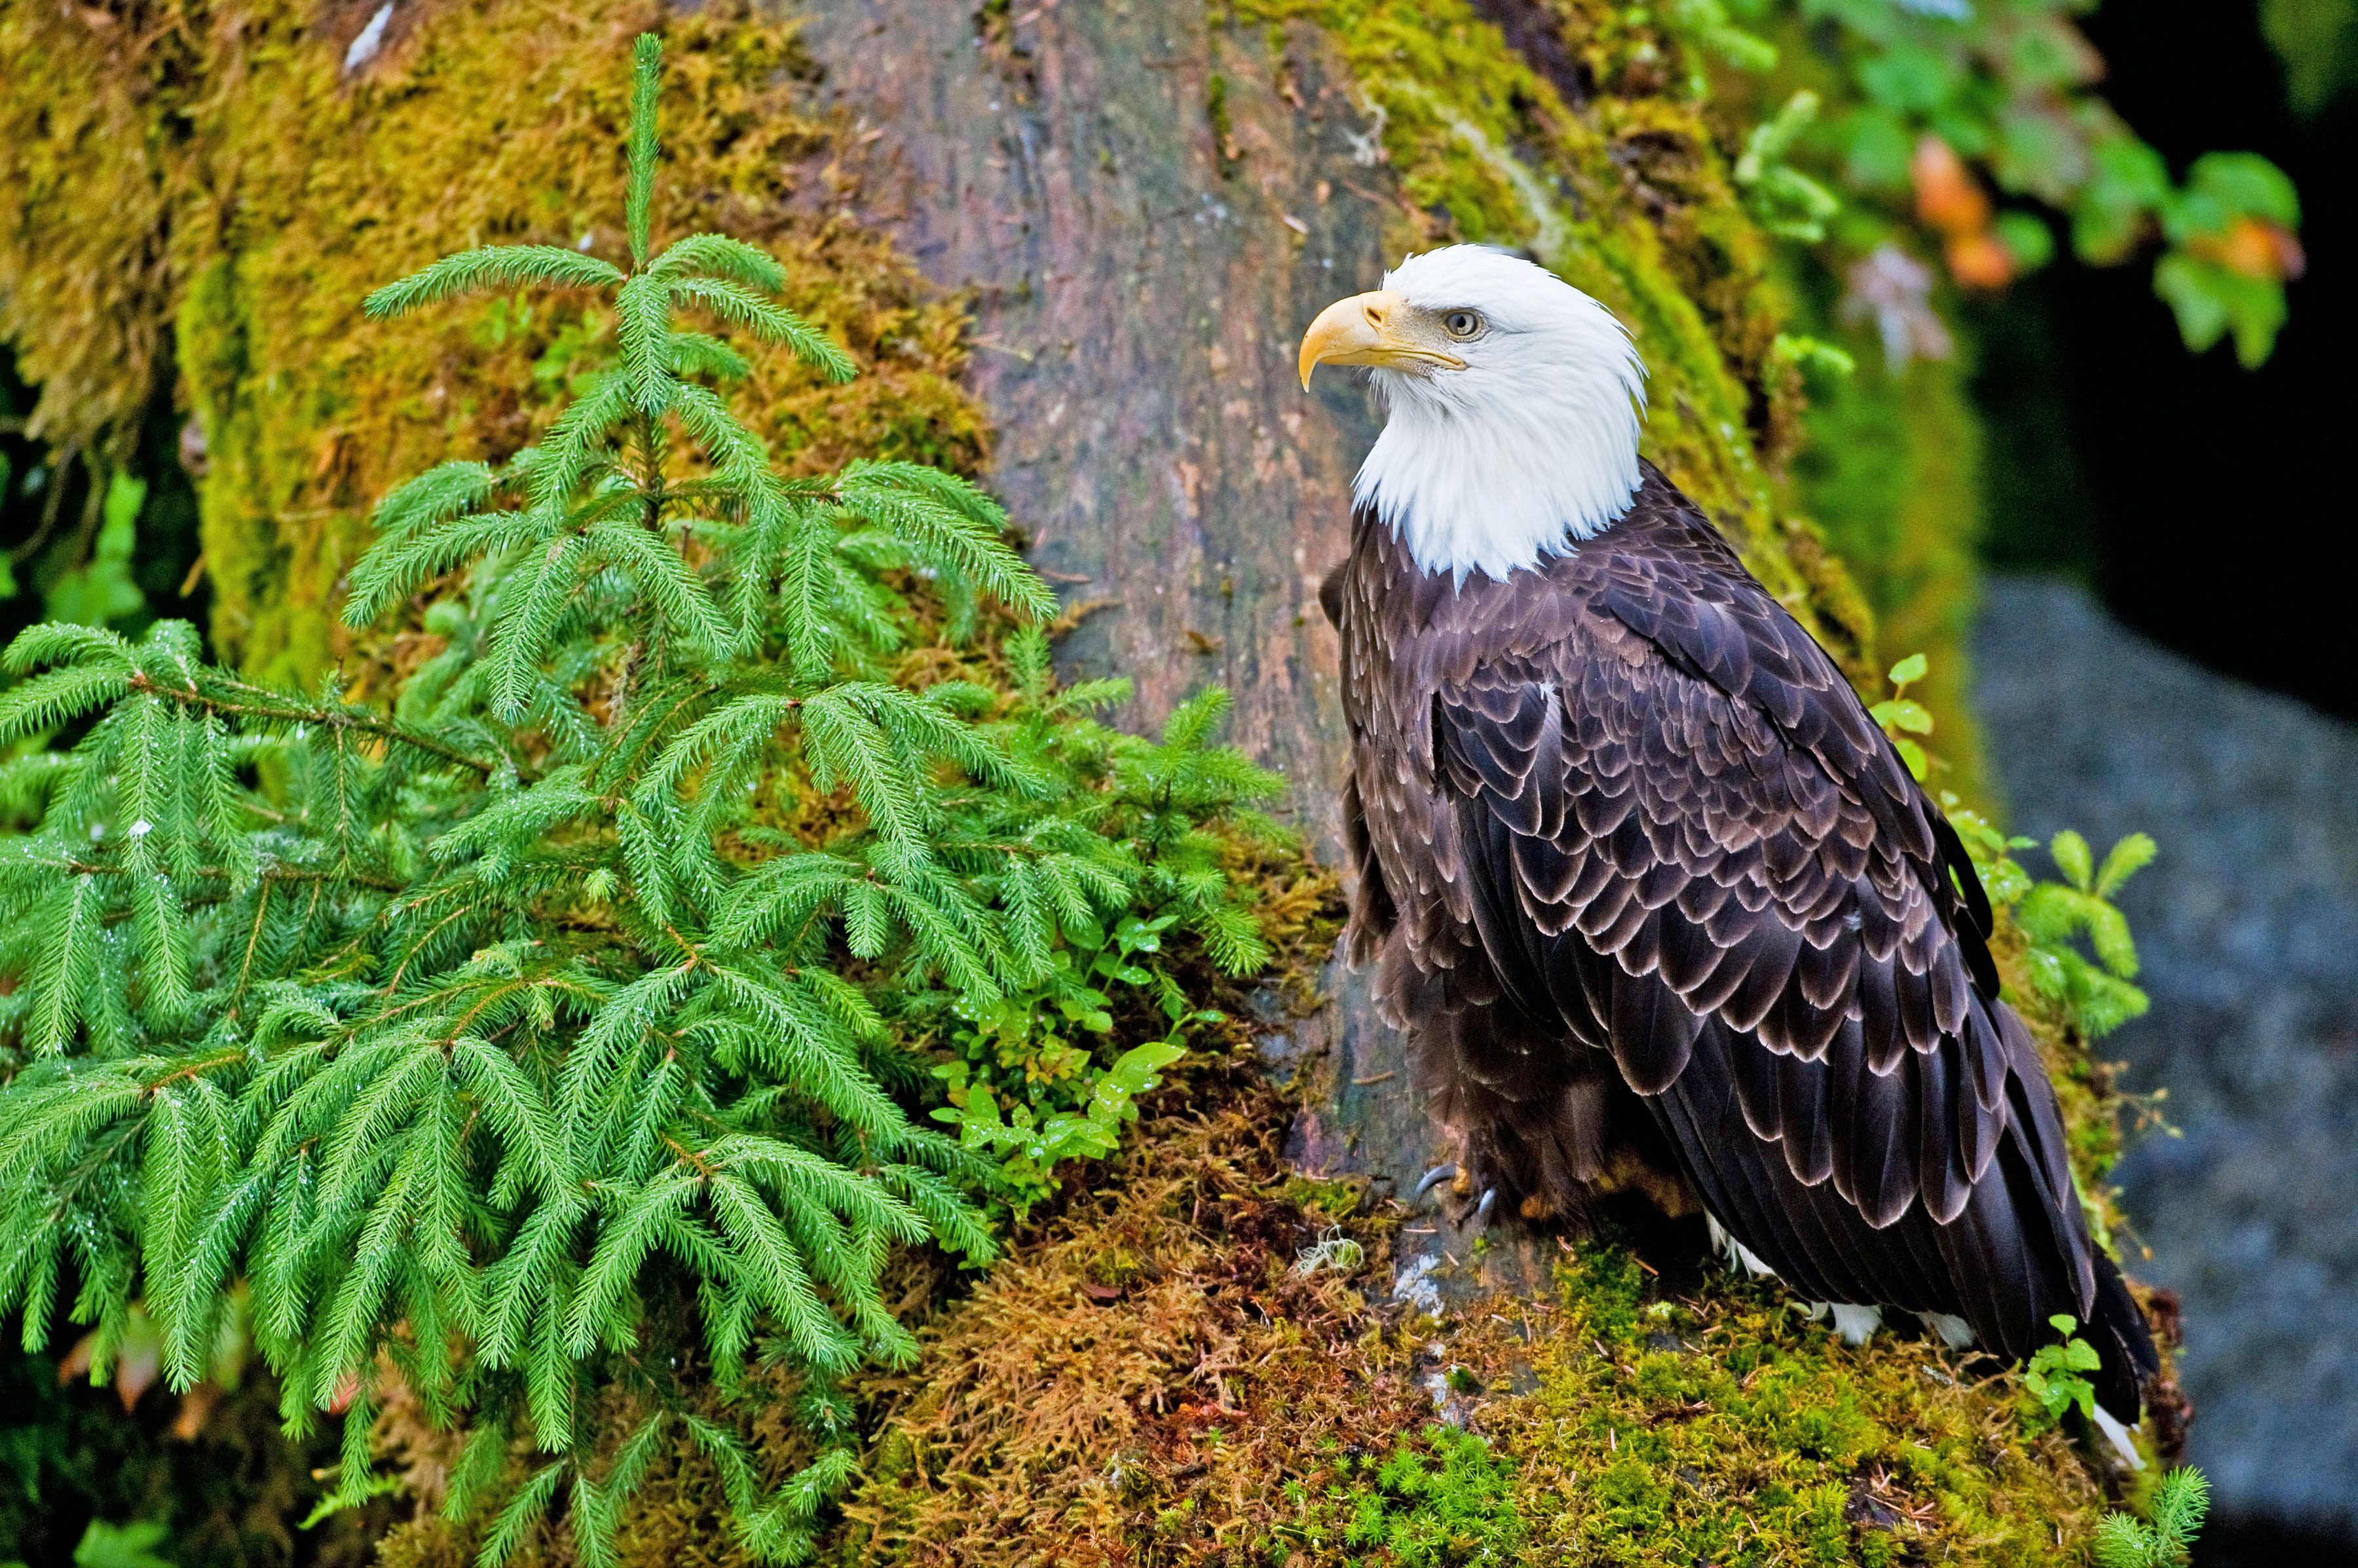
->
[171, 1382, 221, 1441]
[2192, 217, 2306, 281]
[1945, 232, 2017, 291]
[1912, 137, 1989, 238]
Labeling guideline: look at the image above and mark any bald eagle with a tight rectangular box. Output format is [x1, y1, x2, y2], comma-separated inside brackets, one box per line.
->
[1299, 245, 2158, 1446]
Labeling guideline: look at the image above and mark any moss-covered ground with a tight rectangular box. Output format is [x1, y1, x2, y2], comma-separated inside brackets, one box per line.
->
[794, 1018, 2134, 1568]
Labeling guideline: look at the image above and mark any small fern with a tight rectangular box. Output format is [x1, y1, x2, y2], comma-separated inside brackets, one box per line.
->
[917, 657, 1282, 1218]
[2015, 829, 2156, 1039]
[0, 34, 1272, 1567]
[1949, 806, 2155, 1039]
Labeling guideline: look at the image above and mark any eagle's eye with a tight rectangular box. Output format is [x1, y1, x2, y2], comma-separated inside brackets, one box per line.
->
[1440, 308, 1484, 340]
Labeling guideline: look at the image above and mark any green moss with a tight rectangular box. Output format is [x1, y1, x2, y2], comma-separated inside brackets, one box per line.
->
[0, 0, 183, 466]
[1460, 1241, 2105, 1565]
[1208, 71, 1241, 176]
[1285, 1426, 1528, 1563]
[0, 0, 987, 686]
[1797, 342, 1991, 802]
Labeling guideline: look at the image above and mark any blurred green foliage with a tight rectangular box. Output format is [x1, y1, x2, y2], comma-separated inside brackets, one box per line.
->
[66, 1521, 176, 1568]
[1665, 0, 2306, 365]
[2262, 0, 2358, 112]
[40, 472, 148, 629]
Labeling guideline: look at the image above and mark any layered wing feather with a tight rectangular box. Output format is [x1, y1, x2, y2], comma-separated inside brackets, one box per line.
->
[1336, 464, 2155, 1417]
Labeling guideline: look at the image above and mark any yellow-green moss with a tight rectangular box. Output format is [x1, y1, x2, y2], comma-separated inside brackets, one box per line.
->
[1479, 1242, 2104, 1566]
[0, 1, 183, 466]
[1797, 345, 1992, 803]
[0, 0, 986, 686]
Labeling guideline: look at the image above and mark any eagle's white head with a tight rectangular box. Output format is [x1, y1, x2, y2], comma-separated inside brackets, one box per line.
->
[1298, 246, 1648, 584]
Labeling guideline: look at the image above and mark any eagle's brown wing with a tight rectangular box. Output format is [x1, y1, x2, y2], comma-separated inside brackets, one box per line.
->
[1423, 481, 2153, 1415]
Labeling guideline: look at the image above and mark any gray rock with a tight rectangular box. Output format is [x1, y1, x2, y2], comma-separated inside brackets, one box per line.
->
[1975, 574, 2358, 1533]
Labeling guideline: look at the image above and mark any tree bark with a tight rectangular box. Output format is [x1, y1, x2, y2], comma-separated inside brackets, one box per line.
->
[795, 1, 1636, 1287]
[798, 0, 1392, 853]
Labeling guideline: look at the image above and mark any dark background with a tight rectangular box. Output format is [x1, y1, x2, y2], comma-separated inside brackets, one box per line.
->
[1976, 0, 2357, 720]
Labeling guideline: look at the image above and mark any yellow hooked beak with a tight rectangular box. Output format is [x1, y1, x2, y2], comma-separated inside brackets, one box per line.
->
[1297, 289, 1467, 389]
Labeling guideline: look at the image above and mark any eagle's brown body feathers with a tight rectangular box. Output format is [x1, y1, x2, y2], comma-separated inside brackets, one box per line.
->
[1328, 462, 2157, 1419]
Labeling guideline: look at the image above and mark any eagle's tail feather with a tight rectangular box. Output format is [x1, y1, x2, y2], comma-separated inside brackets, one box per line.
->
[2089, 1246, 2162, 1426]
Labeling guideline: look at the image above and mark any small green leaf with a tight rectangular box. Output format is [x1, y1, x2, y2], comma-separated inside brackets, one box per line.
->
[1873, 698, 1934, 735]
[2087, 903, 2140, 979]
[71, 1520, 176, 1568]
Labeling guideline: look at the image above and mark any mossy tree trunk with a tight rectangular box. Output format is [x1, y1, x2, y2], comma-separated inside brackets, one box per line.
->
[791, 0, 1875, 1280]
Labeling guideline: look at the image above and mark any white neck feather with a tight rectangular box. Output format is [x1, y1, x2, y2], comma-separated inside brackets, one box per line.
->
[1352, 252, 1648, 584]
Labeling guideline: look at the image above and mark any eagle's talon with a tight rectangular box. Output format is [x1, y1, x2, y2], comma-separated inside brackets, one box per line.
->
[1413, 1162, 1460, 1203]
[1471, 1187, 1497, 1230]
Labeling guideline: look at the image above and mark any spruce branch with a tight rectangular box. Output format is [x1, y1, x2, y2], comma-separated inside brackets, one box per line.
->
[667, 276, 856, 383]
[126, 670, 500, 777]
[364, 248, 626, 320]
[626, 31, 663, 268]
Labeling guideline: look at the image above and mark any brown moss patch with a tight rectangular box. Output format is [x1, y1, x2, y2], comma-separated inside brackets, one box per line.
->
[823, 1064, 1421, 1567]
[786, 1062, 2125, 1567]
